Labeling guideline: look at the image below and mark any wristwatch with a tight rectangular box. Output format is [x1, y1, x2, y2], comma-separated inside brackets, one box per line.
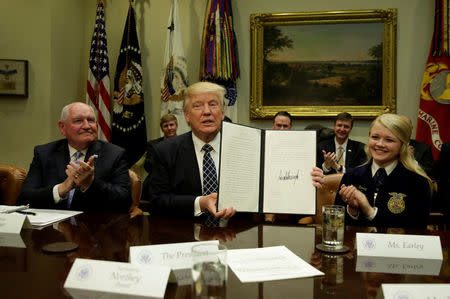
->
[338, 164, 343, 172]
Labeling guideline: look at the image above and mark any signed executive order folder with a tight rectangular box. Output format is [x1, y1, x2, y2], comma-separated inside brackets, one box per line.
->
[218, 121, 316, 215]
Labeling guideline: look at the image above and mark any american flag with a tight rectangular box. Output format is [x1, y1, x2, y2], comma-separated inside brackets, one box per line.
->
[87, 0, 111, 142]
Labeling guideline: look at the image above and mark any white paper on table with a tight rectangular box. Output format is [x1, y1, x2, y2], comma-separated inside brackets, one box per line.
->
[380, 284, 450, 299]
[0, 204, 29, 213]
[227, 245, 323, 283]
[22, 209, 82, 227]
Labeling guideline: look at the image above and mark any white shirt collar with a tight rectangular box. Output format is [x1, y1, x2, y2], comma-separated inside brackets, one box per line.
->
[334, 137, 348, 151]
[68, 145, 87, 160]
[371, 160, 398, 177]
[192, 132, 221, 153]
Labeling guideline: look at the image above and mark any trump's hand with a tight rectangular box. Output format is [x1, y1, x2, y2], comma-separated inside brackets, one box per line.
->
[311, 167, 325, 188]
[199, 193, 236, 219]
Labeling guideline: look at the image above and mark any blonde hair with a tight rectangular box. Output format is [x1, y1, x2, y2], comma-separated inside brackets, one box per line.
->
[183, 81, 226, 112]
[365, 113, 432, 186]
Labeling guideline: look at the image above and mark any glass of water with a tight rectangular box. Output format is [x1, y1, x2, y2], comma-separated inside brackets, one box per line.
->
[191, 244, 227, 298]
[322, 205, 345, 250]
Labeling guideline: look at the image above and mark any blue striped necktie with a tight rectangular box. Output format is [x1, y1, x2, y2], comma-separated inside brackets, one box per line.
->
[202, 144, 220, 226]
[67, 151, 82, 209]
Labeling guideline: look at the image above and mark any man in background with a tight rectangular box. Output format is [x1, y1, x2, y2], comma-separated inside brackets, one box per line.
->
[272, 111, 292, 130]
[400, 115, 434, 177]
[317, 112, 366, 174]
[265, 111, 294, 222]
[18, 102, 131, 212]
[144, 114, 178, 175]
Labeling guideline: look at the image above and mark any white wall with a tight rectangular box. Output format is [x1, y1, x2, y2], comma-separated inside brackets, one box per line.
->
[0, 0, 434, 169]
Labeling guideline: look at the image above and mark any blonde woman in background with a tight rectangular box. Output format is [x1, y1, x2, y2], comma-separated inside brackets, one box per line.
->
[334, 113, 432, 228]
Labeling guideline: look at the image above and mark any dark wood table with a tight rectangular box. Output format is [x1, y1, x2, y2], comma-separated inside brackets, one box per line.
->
[0, 213, 449, 298]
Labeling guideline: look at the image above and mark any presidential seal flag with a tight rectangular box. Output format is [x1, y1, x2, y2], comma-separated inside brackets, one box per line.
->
[112, 3, 147, 166]
[87, 0, 111, 142]
[417, 0, 450, 159]
[160, 0, 189, 135]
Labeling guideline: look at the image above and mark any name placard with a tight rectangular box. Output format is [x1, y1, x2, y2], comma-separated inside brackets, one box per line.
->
[64, 258, 170, 299]
[356, 233, 442, 260]
[0, 213, 31, 234]
[356, 256, 442, 276]
[129, 240, 219, 284]
[380, 284, 450, 299]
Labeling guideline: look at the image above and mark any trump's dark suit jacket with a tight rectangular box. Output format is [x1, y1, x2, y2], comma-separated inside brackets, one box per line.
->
[316, 138, 367, 174]
[17, 139, 131, 212]
[143, 131, 201, 217]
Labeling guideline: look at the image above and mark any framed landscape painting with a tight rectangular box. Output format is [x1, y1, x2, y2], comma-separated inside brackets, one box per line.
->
[250, 9, 397, 119]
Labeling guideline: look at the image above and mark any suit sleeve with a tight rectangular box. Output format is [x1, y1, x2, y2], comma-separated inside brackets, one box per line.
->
[436, 143, 450, 214]
[417, 144, 435, 179]
[144, 145, 196, 217]
[78, 149, 131, 212]
[17, 147, 56, 208]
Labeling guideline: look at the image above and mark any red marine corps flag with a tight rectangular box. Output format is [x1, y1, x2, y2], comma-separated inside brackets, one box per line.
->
[417, 0, 450, 159]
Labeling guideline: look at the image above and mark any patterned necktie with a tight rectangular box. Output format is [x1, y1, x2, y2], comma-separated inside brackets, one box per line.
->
[337, 146, 345, 167]
[373, 168, 387, 191]
[202, 144, 219, 226]
[67, 151, 82, 209]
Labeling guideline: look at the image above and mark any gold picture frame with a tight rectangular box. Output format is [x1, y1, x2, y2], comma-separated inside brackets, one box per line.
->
[250, 9, 397, 119]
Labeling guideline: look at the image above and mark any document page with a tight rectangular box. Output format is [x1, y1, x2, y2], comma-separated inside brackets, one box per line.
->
[263, 130, 316, 214]
[227, 246, 323, 283]
[218, 122, 261, 212]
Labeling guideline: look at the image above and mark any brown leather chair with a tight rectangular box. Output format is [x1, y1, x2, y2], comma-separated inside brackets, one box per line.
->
[128, 169, 143, 217]
[0, 164, 27, 206]
[299, 173, 344, 224]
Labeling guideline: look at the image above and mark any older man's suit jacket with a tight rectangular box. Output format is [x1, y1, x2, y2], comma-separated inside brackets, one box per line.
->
[143, 131, 201, 217]
[410, 139, 434, 178]
[317, 138, 367, 174]
[17, 139, 131, 212]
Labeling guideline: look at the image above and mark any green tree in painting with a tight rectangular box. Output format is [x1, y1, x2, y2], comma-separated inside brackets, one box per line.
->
[369, 43, 383, 61]
[263, 26, 293, 62]
[263, 26, 293, 87]
[365, 42, 383, 102]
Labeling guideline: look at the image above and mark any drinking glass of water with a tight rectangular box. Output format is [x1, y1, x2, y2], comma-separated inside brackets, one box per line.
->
[191, 244, 227, 298]
[322, 205, 345, 250]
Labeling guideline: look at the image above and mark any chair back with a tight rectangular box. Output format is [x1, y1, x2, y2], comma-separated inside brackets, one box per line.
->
[128, 169, 143, 216]
[299, 173, 343, 224]
[0, 164, 27, 205]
